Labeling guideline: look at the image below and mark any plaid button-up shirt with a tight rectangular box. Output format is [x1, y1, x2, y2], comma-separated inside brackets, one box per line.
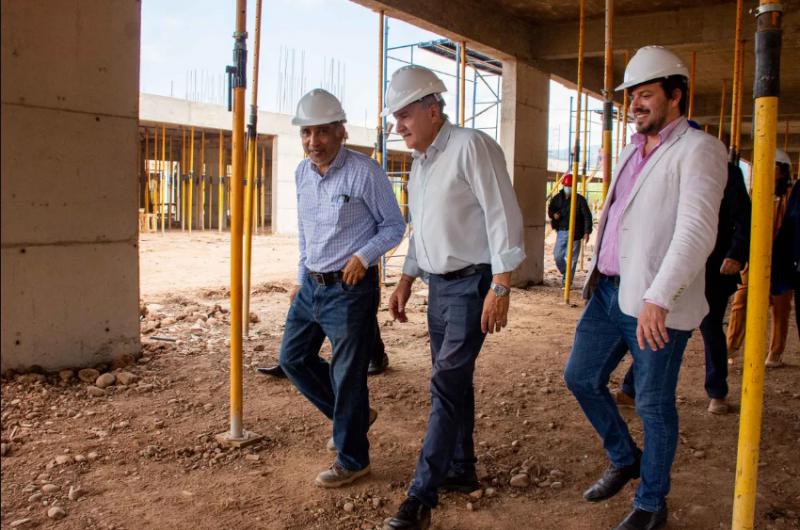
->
[295, 147, 405, 284]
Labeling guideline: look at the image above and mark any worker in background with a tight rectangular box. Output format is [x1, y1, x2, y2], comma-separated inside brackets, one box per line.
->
[276, 89, 405, 488]
[547, 173, 593, 286]
[382, 65, 525, 530]
[726, 149, 794, 367]
[563, 46, 726, 530]
[771, 176, 800, 347]
[612, 154, 751, 416]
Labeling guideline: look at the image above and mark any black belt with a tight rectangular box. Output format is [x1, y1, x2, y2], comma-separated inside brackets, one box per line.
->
[436, 264, 491, 281]
[599, 273, 621, 288]
[308, 266, 377, 286]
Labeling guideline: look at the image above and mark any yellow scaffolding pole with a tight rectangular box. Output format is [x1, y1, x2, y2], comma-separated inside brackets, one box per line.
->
[154, 126, 159, 227]
[729, 0, 744, 156]
[242, 0, 263, 337]
[563, 0, 585, 303]
[719, 79, 728, 141]
[460, 41, 467, 127]
[376, 10, 384, 165]
[169, 131, 174, 230]
[732, 2, 782, 527]
[181, 128, 186, 231]
[580, 92, 589, 271]
[219, 129, 224, 232]
[144, 128, 150, 217]
[219, 0, 248, 444]
[161, 124, 166, 234]
[736, 41, 746, 155]
[201, 130, 206, 230]
[189, 127, 194, 235]
[260, 143, 267, 231]
[601, 0, 613, 201]
[688, 51, 697, 120]
[621, 50, 630, 151]
[254, 137, 259, 232]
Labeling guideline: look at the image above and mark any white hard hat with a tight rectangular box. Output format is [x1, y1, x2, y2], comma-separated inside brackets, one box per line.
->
[382, 65, 447, 117]
[616, 46, 689, 91]
[776, 148, 792, 169]
[291, 89, 347, 126]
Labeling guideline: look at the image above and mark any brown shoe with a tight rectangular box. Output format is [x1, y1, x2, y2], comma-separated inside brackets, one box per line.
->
[612, 388, 635, 408]
[315, 462, 370, 488]
[765, 352, 784, 368]
[327, 407, 378, 452]
[707, 398, 728, 415]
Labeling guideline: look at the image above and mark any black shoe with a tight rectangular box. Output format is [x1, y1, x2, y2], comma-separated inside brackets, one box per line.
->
[614, 506, 668, 530]
[583, 450, 642, 502]
[256, 365, 286, 378]
[439, 468, 480, 493]
[383, 496, 431, 530]
[368, 351, 389, 375]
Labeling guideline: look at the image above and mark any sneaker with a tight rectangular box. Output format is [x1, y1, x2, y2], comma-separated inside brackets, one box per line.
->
[327, 407, 378, 452]
[384, 496, 431, 530]
[314, 462, 370, 488]
[707, 398, 728, 415]
[612, 388, 635, 408]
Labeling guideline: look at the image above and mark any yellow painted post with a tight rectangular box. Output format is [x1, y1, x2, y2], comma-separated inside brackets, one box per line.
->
[735, 41, 746, 155]
[201, 130, 206, 230]
[189, 127, 194, 235]
[564, 0, 585, 303]
[242, 0, 263, 337]
[161, 125, 166, 234]
[732, 2, 782, 527]
[154, 126, 159, 228]
[254, 138, 260, 232]
[729, 0, 743, 159]
[144, 128, 150, 217]
[219, 129, 224, 232]
[621, 50, 630, 150]
[169, 131, 174, 229]
[580, 93, 589, 271]
[260, 144, 267, 230]
[460, 41, 467, 127]
[222, 0, 247, 443]
[180, 129, 185, 231]
[377, 10, 384, 165]
[688, 51, 696, 120]
[719, 79, 728, 141]
[601, 0, 613, 202]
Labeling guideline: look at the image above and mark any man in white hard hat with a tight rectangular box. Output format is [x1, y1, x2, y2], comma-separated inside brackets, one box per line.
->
[563, 46, 726, 530]
[382, 65, 525, 530]
[276, 88, 404, 488]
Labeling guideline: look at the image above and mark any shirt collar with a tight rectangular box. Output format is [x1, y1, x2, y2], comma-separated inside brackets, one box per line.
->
[412, 120, 453, 160]
[311, 146, 348, 177]
[631, 116, 686, 149]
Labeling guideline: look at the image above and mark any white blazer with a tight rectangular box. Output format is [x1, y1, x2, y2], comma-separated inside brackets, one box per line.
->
[584, 118, 728, 331]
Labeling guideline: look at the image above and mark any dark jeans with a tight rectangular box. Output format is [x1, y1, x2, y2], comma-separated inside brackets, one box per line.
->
[564, 276, 691, 512]
[278, 268, 378, 471]
[621, 279, 734, 400]
[408, 268, 491, 508]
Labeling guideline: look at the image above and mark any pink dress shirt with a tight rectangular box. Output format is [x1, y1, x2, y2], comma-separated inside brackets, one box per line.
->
[597, 117, 686, 277]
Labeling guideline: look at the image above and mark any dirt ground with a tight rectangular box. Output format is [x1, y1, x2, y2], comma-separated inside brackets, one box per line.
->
[2, 231, 799, 530]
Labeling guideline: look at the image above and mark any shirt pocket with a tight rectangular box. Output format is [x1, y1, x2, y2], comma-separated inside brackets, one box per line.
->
[331, 194, 367, 228]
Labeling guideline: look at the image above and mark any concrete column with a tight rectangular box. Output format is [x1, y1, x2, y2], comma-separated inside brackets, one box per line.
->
[1, 2, 141, 371]
[500, 59, 549, 287]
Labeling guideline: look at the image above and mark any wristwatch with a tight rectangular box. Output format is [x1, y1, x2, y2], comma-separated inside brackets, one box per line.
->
[490, 282, 510, 297]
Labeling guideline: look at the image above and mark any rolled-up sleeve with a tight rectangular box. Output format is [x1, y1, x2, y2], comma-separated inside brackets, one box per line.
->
[465, 134, 526, 274]
[354, 162, 406, 266]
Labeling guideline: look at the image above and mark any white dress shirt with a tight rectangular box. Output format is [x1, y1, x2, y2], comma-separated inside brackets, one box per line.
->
[402, 120, 526, 277]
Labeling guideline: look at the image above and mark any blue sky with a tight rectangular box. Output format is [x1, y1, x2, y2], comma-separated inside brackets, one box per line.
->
[140, 0, 614, 166]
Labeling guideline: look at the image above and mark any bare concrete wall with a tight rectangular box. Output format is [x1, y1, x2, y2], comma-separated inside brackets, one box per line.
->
[1, 1, 142, 371]
[501, 60, 549, 286]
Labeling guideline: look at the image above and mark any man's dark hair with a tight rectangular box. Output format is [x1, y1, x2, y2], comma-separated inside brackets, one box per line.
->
[660, 75, 689, 115]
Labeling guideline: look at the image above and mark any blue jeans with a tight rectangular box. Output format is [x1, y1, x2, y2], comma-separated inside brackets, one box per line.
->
[555, 230, 581, 281]
[408, 269, 491, 508]
[279, 268, 378, 471]
[564, 276, 691, 512]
